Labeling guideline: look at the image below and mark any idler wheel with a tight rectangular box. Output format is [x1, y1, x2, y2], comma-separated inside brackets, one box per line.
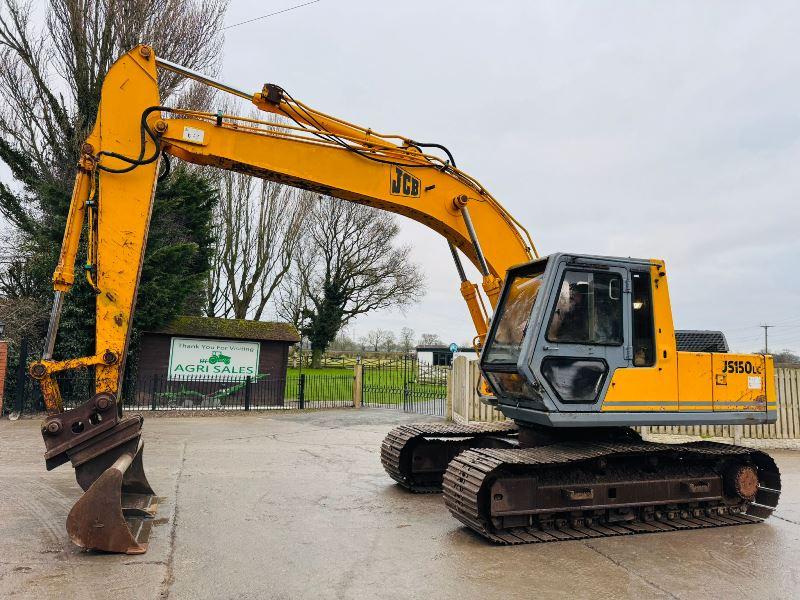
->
[726, 464, 759, 501]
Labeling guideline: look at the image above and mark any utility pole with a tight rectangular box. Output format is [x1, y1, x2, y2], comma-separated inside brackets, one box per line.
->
[760, 324, 773, 354]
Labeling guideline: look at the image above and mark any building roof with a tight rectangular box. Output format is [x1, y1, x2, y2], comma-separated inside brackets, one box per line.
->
[151, 316, 300, 343]
[415, 345, 477, 353]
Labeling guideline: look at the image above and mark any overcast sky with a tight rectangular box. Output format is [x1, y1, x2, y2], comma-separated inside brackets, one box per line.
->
[5, 1, 800, 352]
[217, 0, 800, 351]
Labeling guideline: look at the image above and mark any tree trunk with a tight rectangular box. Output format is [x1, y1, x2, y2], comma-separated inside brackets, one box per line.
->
[310, 346, 324, 369]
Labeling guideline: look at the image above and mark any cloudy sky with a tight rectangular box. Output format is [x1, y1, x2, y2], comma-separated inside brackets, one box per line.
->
[5, 1, 800, 352]
[216, 0, 800, 350]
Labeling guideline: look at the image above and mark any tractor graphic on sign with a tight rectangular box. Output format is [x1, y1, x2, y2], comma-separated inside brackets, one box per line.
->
[205, 351, 231, 365]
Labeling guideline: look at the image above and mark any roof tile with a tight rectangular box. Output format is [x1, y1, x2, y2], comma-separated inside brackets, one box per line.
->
[151, 316, 300, 343]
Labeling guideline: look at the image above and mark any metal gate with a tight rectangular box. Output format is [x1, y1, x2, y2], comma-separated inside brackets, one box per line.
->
[362, 356, 449, 416]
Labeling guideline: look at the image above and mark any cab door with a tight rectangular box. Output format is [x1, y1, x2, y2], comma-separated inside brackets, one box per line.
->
[531, 261, 628, 412]
[603, 267, 679, 412]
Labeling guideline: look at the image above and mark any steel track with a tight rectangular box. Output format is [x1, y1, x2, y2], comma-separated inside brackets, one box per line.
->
[381, 422, 518, 493]
[443, 440, 781, 544]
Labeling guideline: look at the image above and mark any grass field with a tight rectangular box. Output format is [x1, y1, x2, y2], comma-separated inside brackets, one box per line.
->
[286, 367, 351, 377]
[284, 369, 354, 403]
[285, 365, 448, 405]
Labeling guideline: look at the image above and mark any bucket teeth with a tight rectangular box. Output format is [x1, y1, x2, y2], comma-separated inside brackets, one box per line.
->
[66, 438, 157, 554]
[122, 492, 159, 517]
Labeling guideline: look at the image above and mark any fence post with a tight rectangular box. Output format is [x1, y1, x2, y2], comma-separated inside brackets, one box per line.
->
[469, 361, 480, 423]
[353, 364, 363, 408]
[446, 368, 453, 421]
[244, 375, 251, 411]
[299, 373, 306, 409]
[150, 374, 158, 411]
[402, 356, 410, 411]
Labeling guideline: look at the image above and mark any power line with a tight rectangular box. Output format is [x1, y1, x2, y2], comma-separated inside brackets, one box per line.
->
[724, 315, 800, 334]
[765, 332, 800, 344]
[760, 323, 773, 353]
[221, 0, 322, 31]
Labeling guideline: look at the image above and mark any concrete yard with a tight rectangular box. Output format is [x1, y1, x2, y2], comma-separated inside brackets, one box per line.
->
[1, 410, 799, 600]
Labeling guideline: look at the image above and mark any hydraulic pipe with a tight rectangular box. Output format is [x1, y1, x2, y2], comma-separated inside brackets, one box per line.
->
[448, 243, 489, 345]
[155, 57, 252, 100]
[448, 242, 468, 282]
[460, 205, 490, 277]
[42, 291, 64, 361]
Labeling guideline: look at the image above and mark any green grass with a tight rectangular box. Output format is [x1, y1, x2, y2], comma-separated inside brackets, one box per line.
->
[284, 369, 354, 402]
[286, 367, 351, 377]
[284, 365, 447, 405]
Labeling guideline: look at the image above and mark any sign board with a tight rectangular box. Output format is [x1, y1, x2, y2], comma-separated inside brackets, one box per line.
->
[449, 342, 459, 353]
[168, 337, 260, 381]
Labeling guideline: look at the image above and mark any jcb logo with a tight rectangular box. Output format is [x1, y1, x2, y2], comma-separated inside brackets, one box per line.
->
[389, 166, 420, 197]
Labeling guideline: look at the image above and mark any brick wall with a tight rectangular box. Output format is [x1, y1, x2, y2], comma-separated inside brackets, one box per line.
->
[0, 340, 8, 408]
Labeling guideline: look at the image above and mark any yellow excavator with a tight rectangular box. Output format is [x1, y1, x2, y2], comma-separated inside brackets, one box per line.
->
[29, 46, 780, 553]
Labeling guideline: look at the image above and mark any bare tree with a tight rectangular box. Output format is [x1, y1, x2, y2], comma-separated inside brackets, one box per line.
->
[362, 330, 381, 353]
[0, 0, 227, 193]
[383, 331, 396, 353]
[328, 330, 358, 352]
[0, 0, 227, 301]
[760, 348, 800, 365]
[290, 197, 425, 367]
[205, 172, 313, 320]
[0, 295, 39, 337]
[419, 333, 443, 346]
[274, 265, 307, 331]
[0, 231, 37, 297]
[0, 0, 228, 365]
[362, 328, 393, 353]
[399, 327, 415, 354]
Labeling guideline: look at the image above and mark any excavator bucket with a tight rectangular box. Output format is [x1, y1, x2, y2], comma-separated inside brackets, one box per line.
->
[68, 437, 158, 554]
[40, 395, 159, 554]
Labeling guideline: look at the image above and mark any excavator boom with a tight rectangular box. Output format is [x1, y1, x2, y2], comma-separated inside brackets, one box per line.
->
[39, 45, 536, 404]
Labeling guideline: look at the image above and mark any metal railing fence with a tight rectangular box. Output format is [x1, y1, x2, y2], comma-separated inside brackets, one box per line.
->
[362, 357, 449, 416]
[7, 371, 355, 413]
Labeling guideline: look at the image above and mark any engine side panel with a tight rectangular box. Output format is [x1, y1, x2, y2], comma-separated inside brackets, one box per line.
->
[677, 351, 714, 411]
[711, 353, 773, 413]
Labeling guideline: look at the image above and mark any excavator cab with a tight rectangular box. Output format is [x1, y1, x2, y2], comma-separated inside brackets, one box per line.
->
[481, 253, 635, 424]
[480, 253, 775, 428]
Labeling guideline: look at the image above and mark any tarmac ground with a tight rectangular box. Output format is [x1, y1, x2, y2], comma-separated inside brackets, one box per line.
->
[1, 409, 799, 600]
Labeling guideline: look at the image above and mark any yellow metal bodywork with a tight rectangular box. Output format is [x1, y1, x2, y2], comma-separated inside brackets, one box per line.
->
[34, 45, 775, 424]
[159, 117, 530, 279]
[601, 262, 775, 415]
[709, 353, 773, 412]
[32, 45, 533, 410]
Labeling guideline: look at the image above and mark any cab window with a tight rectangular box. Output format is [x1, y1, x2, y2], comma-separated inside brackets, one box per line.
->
[631, 271, 655, 366]
[483, 266, 546, 365]
[546, 270, 623, 345]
